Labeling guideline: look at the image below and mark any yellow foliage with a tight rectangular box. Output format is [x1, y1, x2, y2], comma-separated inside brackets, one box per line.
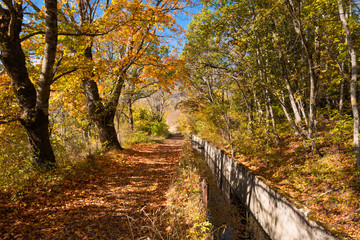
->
[0, 73, 19, 119]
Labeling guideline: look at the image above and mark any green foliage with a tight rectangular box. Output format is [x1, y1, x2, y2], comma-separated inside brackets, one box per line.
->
[316, 110, 353, 152]
[134, 107, 152, 133]
[187, 221, 213, 239]
[327, 114, 353, 148]
[133, 106, 169, 137]
[150, 120, 169, 137]
[129, 131, 151, 144]
[181, 0, 360, 159]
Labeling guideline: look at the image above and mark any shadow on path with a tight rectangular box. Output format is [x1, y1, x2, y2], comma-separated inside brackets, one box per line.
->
[0, 135, 183, 239]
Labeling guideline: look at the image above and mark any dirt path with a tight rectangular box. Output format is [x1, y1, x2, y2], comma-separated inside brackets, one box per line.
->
[0, 134, 184, 239]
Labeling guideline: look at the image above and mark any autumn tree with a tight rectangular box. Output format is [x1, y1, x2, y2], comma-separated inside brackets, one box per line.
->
[337, 0, 360, 169]
[119, 66, 159, 131]
[58, 0, 191, 151]
[0, 0, 58, 170]
[182, 0, 360, 168]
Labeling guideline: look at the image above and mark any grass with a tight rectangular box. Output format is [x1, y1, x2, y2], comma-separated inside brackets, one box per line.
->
[118, 127, 169, 147]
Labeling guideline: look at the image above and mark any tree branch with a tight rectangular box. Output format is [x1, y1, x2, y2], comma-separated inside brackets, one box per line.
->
[335, 207, 360, 225]
[24, 0, 40, 12]
[21, 29, 115, 42]
[0, 117, 20, 124]
[300, 187, 342, 202]
[52, 68, 78, 83]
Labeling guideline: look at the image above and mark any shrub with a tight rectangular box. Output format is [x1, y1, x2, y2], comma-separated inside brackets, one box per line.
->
[133, 106, 169, 137]
[150, 120, 169, 137]
[130, 131, 151, 144]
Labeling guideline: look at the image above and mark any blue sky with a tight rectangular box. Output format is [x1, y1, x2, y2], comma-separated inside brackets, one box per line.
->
[29, 0, 201, 29]
[28, 0, 202, 52]
[176, 1, 203, 30]
[170, 1, 203, 52]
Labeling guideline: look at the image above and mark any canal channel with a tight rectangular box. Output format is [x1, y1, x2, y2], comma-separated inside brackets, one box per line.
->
[193, 150, 270, 240]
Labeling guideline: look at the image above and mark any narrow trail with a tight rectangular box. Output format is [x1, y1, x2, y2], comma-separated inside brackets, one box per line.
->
[0, 134, 184, 239]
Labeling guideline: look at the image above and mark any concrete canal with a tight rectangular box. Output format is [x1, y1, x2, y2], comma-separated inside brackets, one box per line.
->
[194, 150, 270, 239]
[191, 135, 337, 240]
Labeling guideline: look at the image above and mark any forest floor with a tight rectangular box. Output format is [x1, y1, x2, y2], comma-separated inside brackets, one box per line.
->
[0, 134, 184, 239]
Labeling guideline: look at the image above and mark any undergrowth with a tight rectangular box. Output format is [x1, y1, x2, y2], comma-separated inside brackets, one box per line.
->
[133, 138, 212, 239]
[125, 130, 168, 145]
[164, 139, 212, 239]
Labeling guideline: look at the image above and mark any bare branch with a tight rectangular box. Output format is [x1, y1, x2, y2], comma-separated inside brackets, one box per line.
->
[20, 31, 43, 42]
[300, 187, 342, 202]
[2, 0, 15, 40]
[24, 0, 40, 12]
[52, 68, 78, 83]
[335, 207, 360, 224]
[52, 50, 64, 76]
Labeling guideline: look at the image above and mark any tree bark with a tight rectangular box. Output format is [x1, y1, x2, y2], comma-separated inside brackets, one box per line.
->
[77, 0, 123, 151]
[0, 0, 57, 170]
[338, 0, 360, 169]
[285, 0, 323, 156]
[272, 18, 305, 130]
[77, 0, 147, 150]
[127, 96, 134, 131]
[279, 91, 301, 136]
[239, 88, 253, 133]
[253, 90, 263, 125]
[82, 71, 124, 151]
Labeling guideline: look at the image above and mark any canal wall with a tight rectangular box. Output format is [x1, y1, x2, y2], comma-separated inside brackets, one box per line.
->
[191, 135, 337, 240]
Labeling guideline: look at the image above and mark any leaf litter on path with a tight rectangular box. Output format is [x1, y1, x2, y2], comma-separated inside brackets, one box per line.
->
[0, 135, 184, 239]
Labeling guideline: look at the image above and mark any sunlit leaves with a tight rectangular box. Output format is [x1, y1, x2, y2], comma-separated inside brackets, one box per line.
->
[0, 73, 19, 120]
[180, 0, 360, 238]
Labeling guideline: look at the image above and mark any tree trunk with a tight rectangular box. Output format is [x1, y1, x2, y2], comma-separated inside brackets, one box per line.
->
[265, 88, 279, 144]
[283, 62, 303, 126]
[253, 90, 263, 125]
[23, 110, 56, 169]
[337, 61, 346, 113]
[272, 20, 304, 128]
[0, 0, 57, 170]
[339, 79, 344, 113]
[338, 0, 360, 169]
[286, 0, 318, 138]
[279, 91, 301, 136]
[326, 45, 347, 113]
[83, 77, 123, 150]
[127, 96, 134, 131]
[297, 97, 308, 126]
[286, 0, 323, 156]
[239, 89, 253, 133]
[81, 40, 125, 151]
[96, 111, 122, 150]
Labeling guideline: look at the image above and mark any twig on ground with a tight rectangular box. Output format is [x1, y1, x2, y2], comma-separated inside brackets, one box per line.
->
[141, 206, 165, 240]
[300, 187, 342, 202]
[123, 211, 135, 240]
[335, 207, 360, 225]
